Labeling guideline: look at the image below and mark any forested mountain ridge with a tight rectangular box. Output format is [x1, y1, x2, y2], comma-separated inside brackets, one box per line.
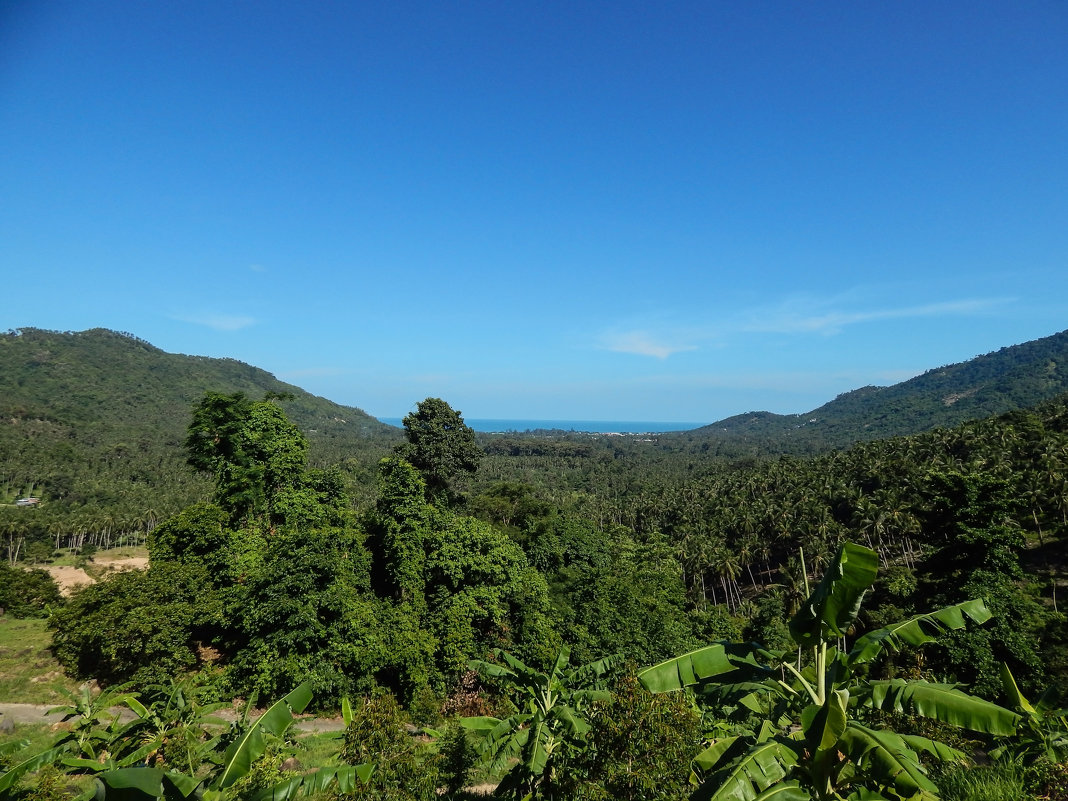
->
[6, 325, 1068, 515]
[0, 327, 400, 515]
[686, 327, 1068, 452]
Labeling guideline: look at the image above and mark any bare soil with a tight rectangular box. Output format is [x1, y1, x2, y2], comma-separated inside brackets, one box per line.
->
[38, 556, 149, 596]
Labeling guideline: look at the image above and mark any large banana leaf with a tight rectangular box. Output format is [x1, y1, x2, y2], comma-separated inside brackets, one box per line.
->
[861, 679, 1019, 735]
[897, 734, 966, 763]
[999, 662, 1038, 715]
[92, 768, 166, 801]
[567, 652, 621, 687]
[549, 645, 571, 678]
[752, 782, 810, 801]
[92, 768, 200, 801]
[837, 723, 937, 799]
[801, 689, 849, 754]
[525, 717, 551, 778]
[473, 648, 545, 684]
[213, 682, 312, 790]
[692, 738, 799, 801]
[550, 704, 592, 737]
[692, 735, 743, 774]
[0, 747, 64, 798]
[250, 764, 375, 801]
[637, 643, 735, 693]
[461, 713, 532, 774]
[846, 599, 991, 667]
[789, 543, 878, 649]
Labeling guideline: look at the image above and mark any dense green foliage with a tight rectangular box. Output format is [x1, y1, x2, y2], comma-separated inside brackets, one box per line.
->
[9, 547, 1065, 801]
[48, 561, 222, 686]
[47, 395, 556, 709]
[0, 328, 399, 551]
[0, 562, 61, 617]
[9, 326, 1068, 799]
[397, 397, 483, 502]
[681, 327, 1068, 454]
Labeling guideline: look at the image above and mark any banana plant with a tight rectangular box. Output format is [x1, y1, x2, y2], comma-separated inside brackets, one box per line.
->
[990, 663, 1068, 764]
[134, 680, 231, 776]
[3, 683, 371, 801]
[1, 684, 154, 801]
[49, 682, 151, 763]
[0, 742, 66, 801]
[638, 542, 1021, 801]
[462, 645, 618, 800]
[90, 682, 317, 801]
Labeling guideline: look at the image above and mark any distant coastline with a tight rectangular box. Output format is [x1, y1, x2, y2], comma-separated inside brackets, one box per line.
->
[377, 418, 705, 434]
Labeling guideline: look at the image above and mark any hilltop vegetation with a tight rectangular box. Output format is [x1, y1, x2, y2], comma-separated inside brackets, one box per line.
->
[0, 328, 400, 547]
[679, 327, 1068, 454]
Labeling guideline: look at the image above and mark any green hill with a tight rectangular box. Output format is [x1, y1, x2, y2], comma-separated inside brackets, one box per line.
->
[0, 328, 401, 516]
[685, 328, 1068, 453]
[7, 325, 1068, 522]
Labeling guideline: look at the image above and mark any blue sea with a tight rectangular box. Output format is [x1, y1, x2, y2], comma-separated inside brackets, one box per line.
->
[378, 418, 705, 434]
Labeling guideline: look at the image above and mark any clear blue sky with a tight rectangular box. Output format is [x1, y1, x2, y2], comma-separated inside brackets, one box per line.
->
[2, 2, 1066, 422]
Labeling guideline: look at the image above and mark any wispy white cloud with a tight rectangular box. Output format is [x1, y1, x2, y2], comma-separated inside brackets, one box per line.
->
[738, 296, 1010, 336]
[598, 330, 698, 359]
[174, 313, 256, 331]
[593, 293, 1010, 360]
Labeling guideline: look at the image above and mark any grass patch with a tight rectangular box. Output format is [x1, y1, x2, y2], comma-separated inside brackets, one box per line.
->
[0, 617, 77, 704]
[936, 761, 1029, 801]
[0, 722, 54, 755]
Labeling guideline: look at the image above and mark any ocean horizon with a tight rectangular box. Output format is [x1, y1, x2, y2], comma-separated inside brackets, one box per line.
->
[378, 418, 706, 434]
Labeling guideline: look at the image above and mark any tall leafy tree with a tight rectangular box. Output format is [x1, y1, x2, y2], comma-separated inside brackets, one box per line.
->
[397, 397, 482, 503]
[372, 457, 429, 607]
[185, 392, 308, 525]
[147, 503, 232, 581]
[919, 469, 1048, 695]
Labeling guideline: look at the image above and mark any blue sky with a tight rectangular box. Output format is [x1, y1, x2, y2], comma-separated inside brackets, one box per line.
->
[2, 2, 1066, 422]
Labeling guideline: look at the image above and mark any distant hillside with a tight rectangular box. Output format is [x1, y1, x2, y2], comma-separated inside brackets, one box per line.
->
[0, 328, 400, 514]
[683, 328, 1068, 453]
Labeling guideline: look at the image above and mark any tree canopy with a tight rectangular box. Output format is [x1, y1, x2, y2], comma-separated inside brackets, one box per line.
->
[396, 397, 483, 502]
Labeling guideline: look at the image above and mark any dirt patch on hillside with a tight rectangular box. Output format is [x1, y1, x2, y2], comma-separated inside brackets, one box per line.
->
[38, 556, 148, 596]
[41, 566, 94, 595]
[96, 555, 149, 571]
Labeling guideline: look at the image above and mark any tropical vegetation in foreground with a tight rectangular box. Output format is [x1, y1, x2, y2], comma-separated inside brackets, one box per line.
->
[4, 542, 1068, 800]
[4, 378, 1068, 799]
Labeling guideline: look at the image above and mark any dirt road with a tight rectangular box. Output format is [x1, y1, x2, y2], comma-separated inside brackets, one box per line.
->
[0, 703, 345, 733]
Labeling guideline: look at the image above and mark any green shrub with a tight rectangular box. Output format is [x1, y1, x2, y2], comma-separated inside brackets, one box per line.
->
[1025, 758, 1068, 801]
[561, 672, 703, 801]
[0, 563, 62, 618]
[436, 723, 478, 798]
[339, 693, 440, 800]
[48, 562, 222, 684]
